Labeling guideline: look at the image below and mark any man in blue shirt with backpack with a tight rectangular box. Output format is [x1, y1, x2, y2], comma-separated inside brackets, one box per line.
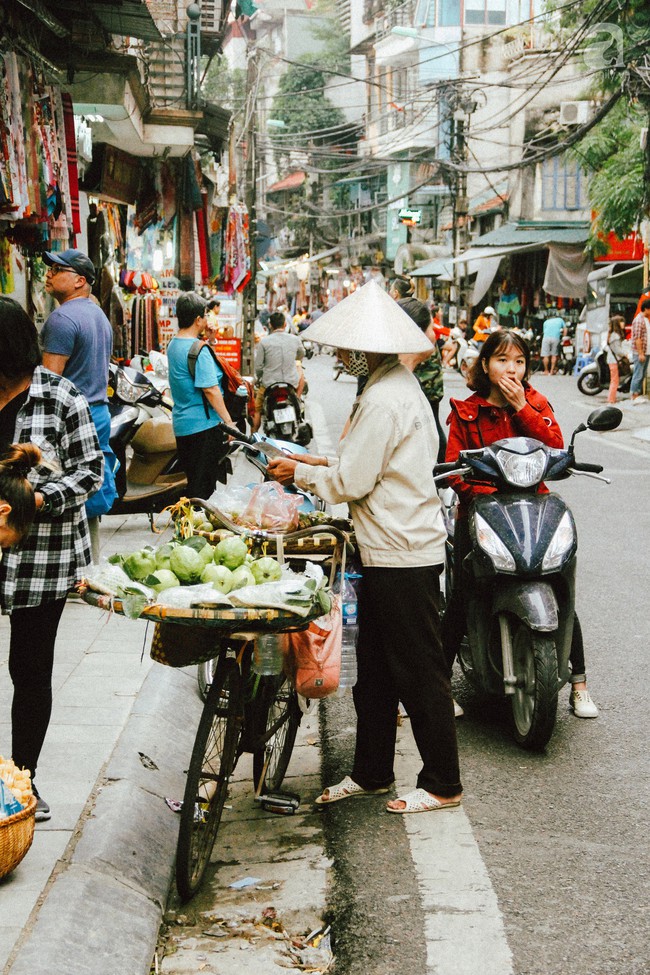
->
[167, 292, 234, 500]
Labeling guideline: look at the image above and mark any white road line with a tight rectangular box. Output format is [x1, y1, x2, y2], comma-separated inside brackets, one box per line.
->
[581, 431, 650, 458]
[396, 744, 514, 975]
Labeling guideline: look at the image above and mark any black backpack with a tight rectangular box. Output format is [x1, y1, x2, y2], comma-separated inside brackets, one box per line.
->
[186, 340, 253, 420]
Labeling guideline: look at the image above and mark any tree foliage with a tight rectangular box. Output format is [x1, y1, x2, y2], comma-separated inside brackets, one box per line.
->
[547, 0, 650, 234]
[271, 62, 345, 139]
[571, 101, 646, 243]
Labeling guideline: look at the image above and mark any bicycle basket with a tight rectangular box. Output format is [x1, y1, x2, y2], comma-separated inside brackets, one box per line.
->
[150, 621, 220, 668]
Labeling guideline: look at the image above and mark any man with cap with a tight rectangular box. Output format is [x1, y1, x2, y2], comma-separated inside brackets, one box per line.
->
[41, 249, 116, 559]
[268, 281, 462, 815]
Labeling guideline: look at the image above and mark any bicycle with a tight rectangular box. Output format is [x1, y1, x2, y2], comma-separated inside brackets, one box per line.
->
[173, 512, 348, 901]
[175, 630, 305, 901]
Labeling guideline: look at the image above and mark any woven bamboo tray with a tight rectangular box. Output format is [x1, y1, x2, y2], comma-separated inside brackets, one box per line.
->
[81, 589, 320, 633]
[0, 794, 37, 880]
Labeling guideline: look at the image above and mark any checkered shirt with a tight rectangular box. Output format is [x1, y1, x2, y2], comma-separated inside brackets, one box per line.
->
[0, 367, 103, 612]
[631, 313, 648, 354]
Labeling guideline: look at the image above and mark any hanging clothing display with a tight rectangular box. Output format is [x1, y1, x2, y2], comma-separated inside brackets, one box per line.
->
[0, 51, 76, 250]
[0, 237, 14, 293]
[222, 203, 251, 294]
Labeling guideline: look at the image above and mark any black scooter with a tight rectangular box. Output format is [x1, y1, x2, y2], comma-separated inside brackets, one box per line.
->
[262, 382, 312, 446]
[435, 405, 622, 751]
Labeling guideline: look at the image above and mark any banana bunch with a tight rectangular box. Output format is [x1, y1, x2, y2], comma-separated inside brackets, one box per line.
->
[0, 756, 32, 807]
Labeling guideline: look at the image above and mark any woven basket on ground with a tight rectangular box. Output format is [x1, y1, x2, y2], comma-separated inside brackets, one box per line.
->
[0, 793, 37, 880]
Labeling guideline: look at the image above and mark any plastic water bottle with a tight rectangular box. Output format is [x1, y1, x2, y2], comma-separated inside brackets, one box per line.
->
[338, 574, 358, 691]
[252, 633, 287, 676]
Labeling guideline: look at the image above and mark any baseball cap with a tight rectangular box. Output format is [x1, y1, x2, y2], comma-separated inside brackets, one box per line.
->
[43, 249, 96, 284]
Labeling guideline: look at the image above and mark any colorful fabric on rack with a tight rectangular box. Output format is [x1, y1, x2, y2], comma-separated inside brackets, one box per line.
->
[61, 93, 80, 236]
[196, 194, 212, 283]
[222, 204, 251, 294]
[208, 204, 226, 282]
[0, 237, 14, 293]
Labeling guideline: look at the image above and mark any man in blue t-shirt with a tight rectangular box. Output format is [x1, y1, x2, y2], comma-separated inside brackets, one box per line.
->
[541, 314, 567, 375]
[167, 292, 234, 499]
[41, 249, 117, 559]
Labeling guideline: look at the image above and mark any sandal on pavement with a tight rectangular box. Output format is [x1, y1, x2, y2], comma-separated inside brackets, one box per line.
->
[314, 775, 391, 805]
[386, 788, 461, 815]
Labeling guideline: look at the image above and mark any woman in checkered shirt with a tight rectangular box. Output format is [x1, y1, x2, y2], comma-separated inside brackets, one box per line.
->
[0, 297, 103, 821]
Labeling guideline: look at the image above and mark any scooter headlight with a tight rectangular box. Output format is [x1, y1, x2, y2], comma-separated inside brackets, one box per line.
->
[542, 512, 575, 571]
[495, 448, 546, 488]
[474, 513, 516, 572]
[116, 371, 150, 404]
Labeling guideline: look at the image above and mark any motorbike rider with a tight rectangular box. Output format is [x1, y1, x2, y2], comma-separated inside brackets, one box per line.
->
[267, 282, 462, 815]
[253, 311, 305, 433]
[443, 329, 598, 719]
[472, 306, 497, 346]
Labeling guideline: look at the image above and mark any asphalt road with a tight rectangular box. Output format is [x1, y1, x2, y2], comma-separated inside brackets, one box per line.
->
[303, 351, 650, 975]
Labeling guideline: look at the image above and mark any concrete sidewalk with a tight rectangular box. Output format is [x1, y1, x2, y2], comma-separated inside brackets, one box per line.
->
[0, 513, 204, 975]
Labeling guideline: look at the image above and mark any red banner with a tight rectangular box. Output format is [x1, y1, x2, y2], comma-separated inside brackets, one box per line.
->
[595, 231, 644, 263]
[214, 338, 241, 370]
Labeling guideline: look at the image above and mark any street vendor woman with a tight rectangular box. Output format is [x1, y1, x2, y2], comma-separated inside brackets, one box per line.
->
[267, 281, 462, 814]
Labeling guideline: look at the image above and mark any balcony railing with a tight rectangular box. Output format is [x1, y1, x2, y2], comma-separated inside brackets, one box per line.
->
[375, 0, 417, 43]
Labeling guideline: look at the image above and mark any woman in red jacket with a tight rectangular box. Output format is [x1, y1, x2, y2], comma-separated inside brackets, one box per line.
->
[443, 329, 597, 719]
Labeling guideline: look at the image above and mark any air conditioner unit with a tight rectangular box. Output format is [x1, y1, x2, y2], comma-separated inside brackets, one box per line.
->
[559, 101, 590, 125]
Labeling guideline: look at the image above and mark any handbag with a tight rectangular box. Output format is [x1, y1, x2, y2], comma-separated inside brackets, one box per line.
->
[285, 596, 342, 699]
[615, 353, 631, 377]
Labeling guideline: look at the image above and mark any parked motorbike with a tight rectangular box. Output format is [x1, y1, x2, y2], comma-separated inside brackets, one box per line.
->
[262, 382, 312, 446]
[454, 337, 480, 378]
[435, 405, 622, 751]
[577, 346, 632, 396]
[107, 362, 187, 525]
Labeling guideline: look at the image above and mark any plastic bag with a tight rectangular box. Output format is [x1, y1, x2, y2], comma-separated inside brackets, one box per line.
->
[240, 482, 303, 532]
[285, 597, 342, 698]
[208, 484, 254, 523]
[0, 778, 23, 819]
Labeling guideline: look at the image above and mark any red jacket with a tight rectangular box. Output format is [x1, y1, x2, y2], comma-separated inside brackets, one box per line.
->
[445, 385, 563, 507]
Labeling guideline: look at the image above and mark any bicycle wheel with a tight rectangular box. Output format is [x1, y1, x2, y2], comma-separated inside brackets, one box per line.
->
[252, 674, 301, 794]
[176, 656, 242, 901]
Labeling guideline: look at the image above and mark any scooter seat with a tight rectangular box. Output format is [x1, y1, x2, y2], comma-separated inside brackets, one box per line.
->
[131, 416, 177, 453]
[123, 473, 186, 499]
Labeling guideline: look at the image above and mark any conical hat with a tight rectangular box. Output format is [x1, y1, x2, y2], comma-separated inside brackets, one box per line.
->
[301, 280, 433, 353]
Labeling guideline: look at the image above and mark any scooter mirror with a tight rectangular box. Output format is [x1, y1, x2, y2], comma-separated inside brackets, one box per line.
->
[586, 405, 623, 432]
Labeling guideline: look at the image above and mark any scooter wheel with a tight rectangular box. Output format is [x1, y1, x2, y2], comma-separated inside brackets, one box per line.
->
[577, 372, 602, 396]
[296, 423, 313, 446]
[510, 623, 558, 751]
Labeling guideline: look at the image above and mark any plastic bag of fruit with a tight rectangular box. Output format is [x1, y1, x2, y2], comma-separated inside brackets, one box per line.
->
[239, 482, 303, 532]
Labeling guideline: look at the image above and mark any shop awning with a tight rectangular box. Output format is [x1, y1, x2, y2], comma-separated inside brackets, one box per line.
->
[452, 242, 552, 265]
[462, 222, 590, 250]
[411, 258, 454, 279]
[452, 224, 592, 300]
[90, 0, 162, 41]
[267, 171, 306, 194]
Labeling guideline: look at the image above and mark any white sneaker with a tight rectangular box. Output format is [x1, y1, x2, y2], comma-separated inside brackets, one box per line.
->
[453, 700, 464, 719]
[631, 396, 648, 405]
[570, 688, 598, 719]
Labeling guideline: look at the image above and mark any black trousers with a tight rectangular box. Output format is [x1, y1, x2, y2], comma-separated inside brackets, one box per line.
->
[429, 399, 448, 464]
[175, 424, 231, 501]
[351, 565, 462, 798]
[8, 596, 67, 780]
